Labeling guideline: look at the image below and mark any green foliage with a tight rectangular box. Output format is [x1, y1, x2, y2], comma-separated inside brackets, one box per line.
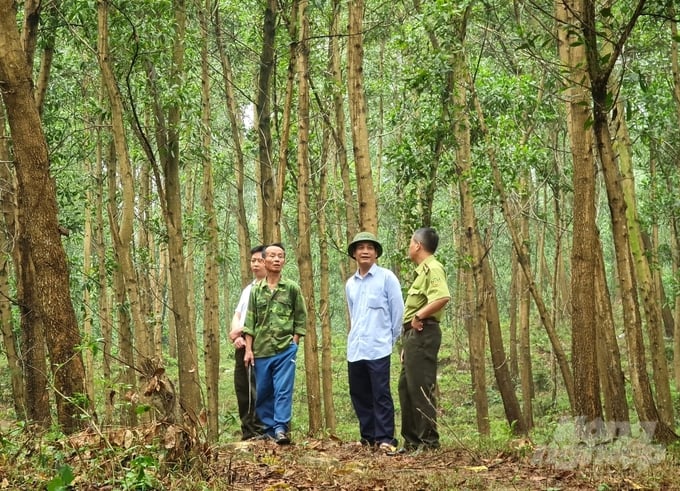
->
[46, 465, 74, 491]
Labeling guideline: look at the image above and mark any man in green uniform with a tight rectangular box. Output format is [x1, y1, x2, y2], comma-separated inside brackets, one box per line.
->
[397, 227, 450, 452]
[243, 243, 307, 445]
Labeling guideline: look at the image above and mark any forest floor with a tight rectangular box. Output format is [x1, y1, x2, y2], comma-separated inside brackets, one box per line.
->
[1, 422, 679, 489]
[204, 436, 677, 490]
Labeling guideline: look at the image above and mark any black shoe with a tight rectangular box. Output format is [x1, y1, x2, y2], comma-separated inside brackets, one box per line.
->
[275, 431, 291, 445]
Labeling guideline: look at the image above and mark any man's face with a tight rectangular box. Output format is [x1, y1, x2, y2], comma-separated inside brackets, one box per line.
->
[354, 242, 378, 268]
[408, 236, 420, 261]
[264, 245, 286, 273]
[250, 252, 266, 279]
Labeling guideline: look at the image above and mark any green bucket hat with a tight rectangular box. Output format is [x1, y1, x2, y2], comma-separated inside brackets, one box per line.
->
[347, 231, 383, 259]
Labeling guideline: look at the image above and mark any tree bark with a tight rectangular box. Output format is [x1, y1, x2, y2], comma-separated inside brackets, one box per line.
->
[0, 0, 88, 433]
[579, 0, 676, 443]
[199, 0, 220, 441]
[296, 0, 323, 433]
[255, 0, 278, 243]
[0, 106, 25, 420]
[347, 0, 377, 233]
[614, 96, 673, 425]
[556, 0, 602, 436]
[213, 3, 251, 285]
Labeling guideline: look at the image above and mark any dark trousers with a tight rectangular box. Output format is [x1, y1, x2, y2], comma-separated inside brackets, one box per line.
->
[348, 355, 397, 446]
[398, 320, 441, 449]
[234, 347, 263, 439]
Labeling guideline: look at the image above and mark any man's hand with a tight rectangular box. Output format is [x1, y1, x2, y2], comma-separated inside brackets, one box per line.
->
[243, 349, 255, 367]
[233, 336, 246, 349]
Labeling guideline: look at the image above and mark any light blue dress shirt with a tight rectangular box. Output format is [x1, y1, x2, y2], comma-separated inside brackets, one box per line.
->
[345, 263, 404, 362]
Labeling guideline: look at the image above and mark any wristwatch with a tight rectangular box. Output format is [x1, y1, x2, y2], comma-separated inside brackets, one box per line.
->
[414, 314, 421, 321]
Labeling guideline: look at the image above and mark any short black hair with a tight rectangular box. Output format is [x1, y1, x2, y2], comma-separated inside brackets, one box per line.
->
[250, 244, 266, 256]
[413, 227, 439, 254]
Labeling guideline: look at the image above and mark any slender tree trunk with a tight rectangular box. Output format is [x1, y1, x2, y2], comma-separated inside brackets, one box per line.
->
[199, 0, 220, 440]
[518, 204, 533, 429]
[0, 0, 88, 432]
[148, 0, 202, 421]
[295, 0, 322, 433]
[556, 0, 602, 434]
[94, 128, 113, 423]
[347, 0, 377, 233]
[317, 88, 337, 433]
[82, 163, 95, 408]
[614, 97, 674, 425]
[444, 5, 525, 434]
[255, 0, 278, 243]
[213, 3, 250, 285]
[273, 0, 300, 244]
[97, 0, 150, 364]
[460, 223, 489, 435]
[0, 106, 25, 420]
[669, 5, 680, 388]
[577, 0, 677, 443]
[508, 253, 519, 380]
[594, 233, 630, 433]
[329, 0, 356, 275]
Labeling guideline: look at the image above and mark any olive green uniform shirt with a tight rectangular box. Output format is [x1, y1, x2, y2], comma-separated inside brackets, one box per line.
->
[243, 278, 307, 358]
[403, 255, 449, 323]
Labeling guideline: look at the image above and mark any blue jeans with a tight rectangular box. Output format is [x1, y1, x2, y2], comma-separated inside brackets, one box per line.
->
[253, 342, 298, 436]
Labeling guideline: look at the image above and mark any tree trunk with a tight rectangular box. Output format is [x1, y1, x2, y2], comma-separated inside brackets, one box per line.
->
[347, 0, 377, 233]
[199, 0, 220, 441]
[461, 230, 489, 435]
[579, 0, 676, 443]
[669, 5, 680, 388]
[255, 0, 278, 243]
[273, 0, 300, 244]
[330, 0, 357, 248]
[0, 107, 25, 420]
[0, 0, 88, 433]
[97, 0, 150, 364]
[614, 96, 673, 425]
[508, 253, 519, 380]
[94, 130, 114, 423]
[518, 210, 533, 429]
[556, 0, 602, 436]
[317, 81, 337, 434]
[296, 0, 323, 433]
[81, 162, 95, 408]
[594, 233, 630, 433]
[213, 4, 251, 286]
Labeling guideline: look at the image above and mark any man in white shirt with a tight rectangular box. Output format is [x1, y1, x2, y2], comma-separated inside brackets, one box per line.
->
[229, 245, 266, 440]
[345, 232, 404, 453]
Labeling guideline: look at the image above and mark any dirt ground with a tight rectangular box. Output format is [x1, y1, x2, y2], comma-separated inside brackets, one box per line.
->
[207, 437, 673, 490]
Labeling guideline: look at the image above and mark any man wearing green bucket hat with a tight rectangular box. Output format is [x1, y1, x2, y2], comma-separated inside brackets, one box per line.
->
[345, 231, 404, 453]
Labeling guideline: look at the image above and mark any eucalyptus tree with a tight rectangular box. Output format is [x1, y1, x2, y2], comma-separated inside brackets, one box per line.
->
[347, 0, 378, 233]
[0, 105, 25, 421]
[563, 0, 677, 442]
[97, 0, 149, 418]
[198, 0, 221, 441]
[390, 0, 527, 434]
[255, 0, 279, 243]
[603, 5, 674, 428]
[0, 0, 88, 433]
[667, 4, 680, 386]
